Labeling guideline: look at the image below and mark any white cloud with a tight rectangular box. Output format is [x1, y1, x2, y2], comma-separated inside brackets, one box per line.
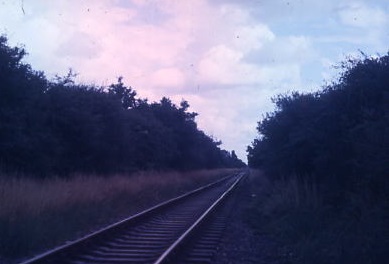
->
[338, 2, 387, 29]
[198, 44, 260, 85]
[1, 0, 389, 161]
[232, 24, 275, 52]
[150, 68, 186, 89]
[57, 31, 101, 59]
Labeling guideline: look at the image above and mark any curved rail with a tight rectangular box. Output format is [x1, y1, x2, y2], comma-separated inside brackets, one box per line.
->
[20, 172, 245, 264]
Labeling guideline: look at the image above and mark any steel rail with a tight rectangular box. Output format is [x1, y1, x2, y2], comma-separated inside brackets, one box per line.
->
[20, 171, 245, 264]
[153, 171, 244, 264]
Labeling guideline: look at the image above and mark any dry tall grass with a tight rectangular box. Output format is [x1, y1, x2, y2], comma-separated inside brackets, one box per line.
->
[0, 169, 238, 263]
[260, 175, 320, 216]
[0, 169, 235, 218]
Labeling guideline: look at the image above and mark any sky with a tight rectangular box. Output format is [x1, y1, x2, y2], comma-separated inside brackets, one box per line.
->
[1, 0, 388, 161]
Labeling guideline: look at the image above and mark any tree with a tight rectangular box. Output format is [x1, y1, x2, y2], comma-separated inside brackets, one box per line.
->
[0, 35, 245, 177]
[247, 53, 389, 199]
[108, 77, 138, 109]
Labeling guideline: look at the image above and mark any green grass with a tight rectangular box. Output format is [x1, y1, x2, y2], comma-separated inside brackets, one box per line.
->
[0, 169, 239, 263]
[247, 170, 389, 264]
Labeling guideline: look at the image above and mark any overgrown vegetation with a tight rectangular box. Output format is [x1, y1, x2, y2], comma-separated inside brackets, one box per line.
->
[0, 169, 239, 263]
[0, 35, 244, 177]
[0, 34, 246, 263]
[247, 54, 389, 263]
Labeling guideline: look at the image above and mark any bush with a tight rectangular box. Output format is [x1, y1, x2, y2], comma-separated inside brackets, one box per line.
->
[247, 54, 389, 263]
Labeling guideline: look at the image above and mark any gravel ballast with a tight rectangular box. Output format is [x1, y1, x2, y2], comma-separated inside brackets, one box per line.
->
[213, 172, 293, 264]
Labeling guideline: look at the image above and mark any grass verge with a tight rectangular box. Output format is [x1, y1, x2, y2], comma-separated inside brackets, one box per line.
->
[247, 170, 389, 264]
[0, 168, 239, 263]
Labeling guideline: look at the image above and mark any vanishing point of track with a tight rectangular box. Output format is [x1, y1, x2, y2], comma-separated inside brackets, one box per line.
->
[21, 171, 246, 264]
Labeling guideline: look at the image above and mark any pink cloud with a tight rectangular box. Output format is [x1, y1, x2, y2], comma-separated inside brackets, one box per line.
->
[5, 0, 387, 161]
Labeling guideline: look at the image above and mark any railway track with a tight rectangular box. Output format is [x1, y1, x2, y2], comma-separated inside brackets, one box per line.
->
[21, 171, 246, 264]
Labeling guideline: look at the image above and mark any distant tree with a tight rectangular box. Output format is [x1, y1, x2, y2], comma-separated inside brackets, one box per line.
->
[108, 77, 138, 109]
[0, 35, 244, 177]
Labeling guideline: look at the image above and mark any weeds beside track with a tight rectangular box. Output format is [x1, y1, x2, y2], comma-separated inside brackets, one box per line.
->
[0, 169, 239, 263]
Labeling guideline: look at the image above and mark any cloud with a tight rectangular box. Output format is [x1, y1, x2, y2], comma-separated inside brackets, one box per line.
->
[182, 83, 283, 160]
[338, 2, 388, 29]
[57, 31, 101, 59]
[232, 24, 275, 52]
[199, 44, 259, 85]
[1, 0, 389, 161]
[150, 67, 186, 89]
[195, 22, 277, 86]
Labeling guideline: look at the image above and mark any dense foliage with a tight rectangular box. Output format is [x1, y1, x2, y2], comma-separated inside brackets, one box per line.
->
[247, 54, 389, 263]
[0, 36, 244, 177]
[248, 54, 389, 201]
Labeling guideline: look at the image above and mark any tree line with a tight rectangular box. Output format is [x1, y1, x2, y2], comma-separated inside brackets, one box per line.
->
[247, 53, 389, 202]
[0, 35, 245, 177]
